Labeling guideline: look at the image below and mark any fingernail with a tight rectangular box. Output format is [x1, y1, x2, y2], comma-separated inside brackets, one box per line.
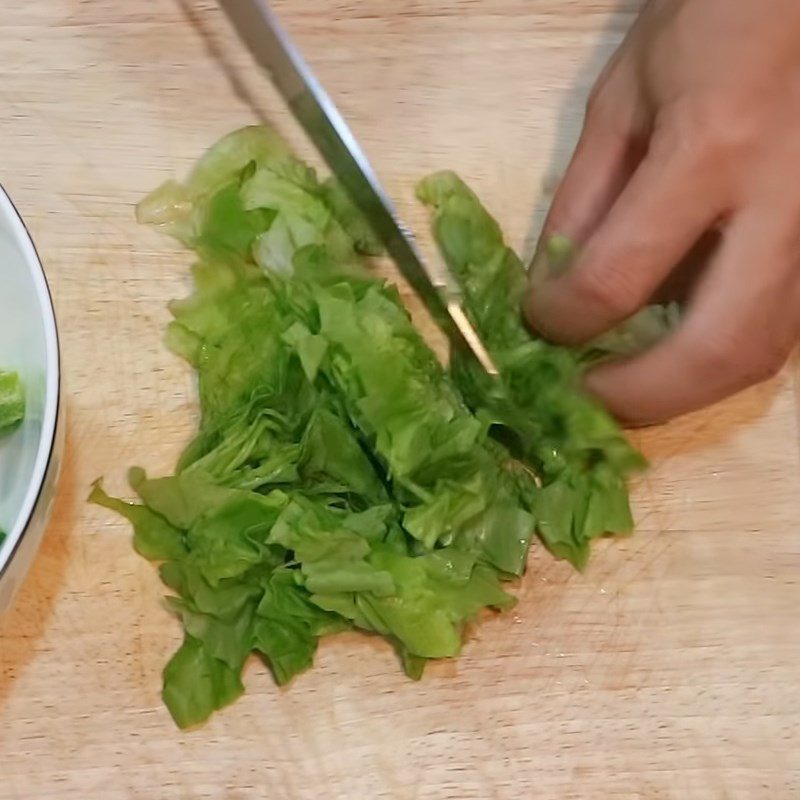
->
[528, 233, 577, 285]
[546, 234, 577, 271]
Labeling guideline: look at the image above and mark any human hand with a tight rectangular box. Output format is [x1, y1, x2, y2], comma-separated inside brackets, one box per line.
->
[525, 0, 800, 425]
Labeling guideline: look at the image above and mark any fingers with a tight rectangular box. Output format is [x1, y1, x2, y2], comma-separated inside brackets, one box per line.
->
[536, 84, 645, 254]
[585, 208, 800, 424]
[526, 122, 727, 346]
[542, 94, 641, 255]
[650, 230, 722, 305]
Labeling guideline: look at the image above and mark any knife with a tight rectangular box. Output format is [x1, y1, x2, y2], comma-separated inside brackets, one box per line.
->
[218, 0, 499, 376]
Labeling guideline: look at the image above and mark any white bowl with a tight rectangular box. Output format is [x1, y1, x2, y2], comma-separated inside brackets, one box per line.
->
[0, 186, 62, 613]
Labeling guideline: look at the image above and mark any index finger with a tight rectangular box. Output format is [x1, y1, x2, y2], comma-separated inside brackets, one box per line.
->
[585, 209, 800, 424]
[526, 121, 726, 346]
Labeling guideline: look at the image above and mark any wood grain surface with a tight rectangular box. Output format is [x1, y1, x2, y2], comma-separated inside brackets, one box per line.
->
[1, 2, 798, 798]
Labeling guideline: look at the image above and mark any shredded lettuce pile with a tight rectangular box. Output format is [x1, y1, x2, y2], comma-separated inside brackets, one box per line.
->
[92, 126, 644, 728]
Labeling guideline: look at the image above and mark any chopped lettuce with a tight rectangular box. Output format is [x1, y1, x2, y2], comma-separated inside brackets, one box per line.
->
[94, 126, 643, 728]
[417, 172, 645, 567]
[0, 371, 25, 438]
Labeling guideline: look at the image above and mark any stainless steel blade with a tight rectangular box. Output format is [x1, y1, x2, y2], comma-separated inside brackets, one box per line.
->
[218, 0, 498, 375]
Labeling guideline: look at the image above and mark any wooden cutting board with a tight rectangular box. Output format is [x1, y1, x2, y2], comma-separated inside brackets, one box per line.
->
[1, 2, 798, 797]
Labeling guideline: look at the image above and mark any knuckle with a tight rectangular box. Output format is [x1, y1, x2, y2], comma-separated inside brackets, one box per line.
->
[658, 97, 752, 167]
[743, 349, 785, 385]
[571, 258, 647, 321]
[584, 74, 630, 131]
[697, 328, 787, 387]
[757, 340, 790, 380]
[585, 83, 610, 120]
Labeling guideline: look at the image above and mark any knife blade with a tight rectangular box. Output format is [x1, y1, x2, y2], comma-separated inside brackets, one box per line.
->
[218, 0, 499, 376]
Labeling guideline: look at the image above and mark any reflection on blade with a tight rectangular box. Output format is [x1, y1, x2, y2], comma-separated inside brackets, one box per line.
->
[446, 303, 499, 375]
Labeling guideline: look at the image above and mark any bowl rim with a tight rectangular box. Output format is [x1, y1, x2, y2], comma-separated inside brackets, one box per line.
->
[0, 185, 61, 583]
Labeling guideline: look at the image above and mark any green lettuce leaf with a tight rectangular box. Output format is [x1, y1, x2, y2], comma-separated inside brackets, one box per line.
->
[417, 171, 644, 565]
[162, 635, 244, 729]
[89, 481, 186, 561]
[0, 371, 25, 437]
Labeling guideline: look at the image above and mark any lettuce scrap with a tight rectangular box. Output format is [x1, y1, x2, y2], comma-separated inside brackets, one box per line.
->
[0, 371, 24, 438]
[0, 370, 25, 547]
[94, 126, 644, 728]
